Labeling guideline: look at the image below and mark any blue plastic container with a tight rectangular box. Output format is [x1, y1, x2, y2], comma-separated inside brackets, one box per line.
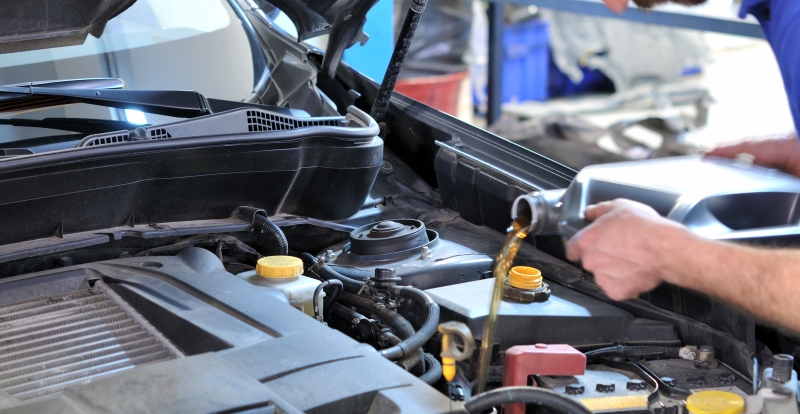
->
[547, 52, 615, 98]
[502, 19, 550, 103]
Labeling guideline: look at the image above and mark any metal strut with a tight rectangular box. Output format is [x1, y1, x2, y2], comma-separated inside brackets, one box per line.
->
[369, 0, 429, 123]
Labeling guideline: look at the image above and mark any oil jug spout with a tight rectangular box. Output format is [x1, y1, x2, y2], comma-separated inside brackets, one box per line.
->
[511, 189, 565, 236]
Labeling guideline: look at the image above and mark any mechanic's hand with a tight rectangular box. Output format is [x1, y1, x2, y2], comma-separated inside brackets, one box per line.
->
[705, 132, 800, 178]
[565, 199, 689, 301]
[602, 0, 629, 13]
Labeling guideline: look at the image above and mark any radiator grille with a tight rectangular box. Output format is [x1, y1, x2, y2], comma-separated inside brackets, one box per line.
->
[0, 283, 183, 401]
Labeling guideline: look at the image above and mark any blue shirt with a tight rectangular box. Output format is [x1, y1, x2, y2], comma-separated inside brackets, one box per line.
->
[740, 0, 800, 132]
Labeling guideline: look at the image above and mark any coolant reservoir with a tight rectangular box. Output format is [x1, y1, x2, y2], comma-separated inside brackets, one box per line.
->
[237, 256, 324, 317]
[686, 390, 745, 414]
[512, 155, 800, 241]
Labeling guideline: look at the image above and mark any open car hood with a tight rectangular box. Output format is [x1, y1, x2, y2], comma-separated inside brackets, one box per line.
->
[3, 0, 379, 58]
[262, 0, 376, 45]
[261, 0, 380, 79]
[0, 0, 137, 54]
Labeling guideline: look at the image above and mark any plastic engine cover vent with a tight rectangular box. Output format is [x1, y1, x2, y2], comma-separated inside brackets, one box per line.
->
[0, 281, 182, 401]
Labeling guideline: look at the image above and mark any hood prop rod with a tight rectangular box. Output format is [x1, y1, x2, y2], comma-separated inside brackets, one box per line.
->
[369, 0, 429, 124]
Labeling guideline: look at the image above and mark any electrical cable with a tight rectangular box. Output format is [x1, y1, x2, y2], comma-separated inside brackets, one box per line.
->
[584, 345, 680, 361]
[252, 214, 288, 256]
[464, 386, 593, 414]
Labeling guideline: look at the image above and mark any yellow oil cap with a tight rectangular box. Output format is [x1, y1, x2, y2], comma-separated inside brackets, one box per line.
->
[686, 390, 745, 414]
[255, 256, 303, 279]
[508, 266, 543, 290]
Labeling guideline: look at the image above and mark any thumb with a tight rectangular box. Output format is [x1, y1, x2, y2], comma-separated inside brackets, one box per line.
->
[584, 201, 616, 221]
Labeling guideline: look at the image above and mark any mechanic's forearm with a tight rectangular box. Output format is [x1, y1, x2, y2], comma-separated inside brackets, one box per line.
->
[665, 235, 800, 333]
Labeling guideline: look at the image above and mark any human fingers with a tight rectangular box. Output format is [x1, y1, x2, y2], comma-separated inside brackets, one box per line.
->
[706, 135, 800, 163]
[568, 202, 623, 261]
[565, 223, 598, 262]
[704, 141, 751, 159]
[594, 273, 640, 301]
[584, 201, 618, 221]
[602, 0, 629, 13]
[704, 136, 800, 177]
[565, 234, 584, 262]
[585, 199, 656, 221]
[592, 263, 658, 299]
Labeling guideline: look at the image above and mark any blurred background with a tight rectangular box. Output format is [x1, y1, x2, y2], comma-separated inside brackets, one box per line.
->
[0, 0, 793, 169]
[323, 0, 795, 170]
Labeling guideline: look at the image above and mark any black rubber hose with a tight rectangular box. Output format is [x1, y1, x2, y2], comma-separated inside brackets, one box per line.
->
[316, 263, 364, 292]
[338, 292, 415, 339]
[323, 281, 343, 319]
[379, 285, 440, 361]
[313, 279, 344, 321]
[369, 0, 429, 123]
[331, 302, 368, 323]
[419, 353, 442, 385]
[252, 214, 288, 256]
[585, 346, 680, 361]
[338, 291, 422, 369]
[381, 332, 422, 372]
[339, 292, 428, 366]
[300, 253, 364, 292]
[464, 386, 593, 414]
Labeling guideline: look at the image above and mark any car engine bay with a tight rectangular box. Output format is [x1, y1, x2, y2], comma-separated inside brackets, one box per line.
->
[0, 144, 778, 413]
[0, 1, 794, 413]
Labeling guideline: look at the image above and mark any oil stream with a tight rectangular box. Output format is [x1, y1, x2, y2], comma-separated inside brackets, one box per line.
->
[475, 218, 529, 394]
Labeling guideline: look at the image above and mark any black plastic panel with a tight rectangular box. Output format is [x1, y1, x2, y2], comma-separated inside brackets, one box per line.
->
[0, 1, 135, 54]
[0, 133, 382, 247]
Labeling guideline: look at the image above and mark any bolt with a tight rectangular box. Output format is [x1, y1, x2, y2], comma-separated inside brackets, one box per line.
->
[419, 246, 432, 259]
[661, 377, 676, 387]
[322, 249, 336, 262]
[771, 354, 794, 383]
[596, 383, 615, 393]
[380, 160, 394, 174]
[696, 345, 715, 363]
